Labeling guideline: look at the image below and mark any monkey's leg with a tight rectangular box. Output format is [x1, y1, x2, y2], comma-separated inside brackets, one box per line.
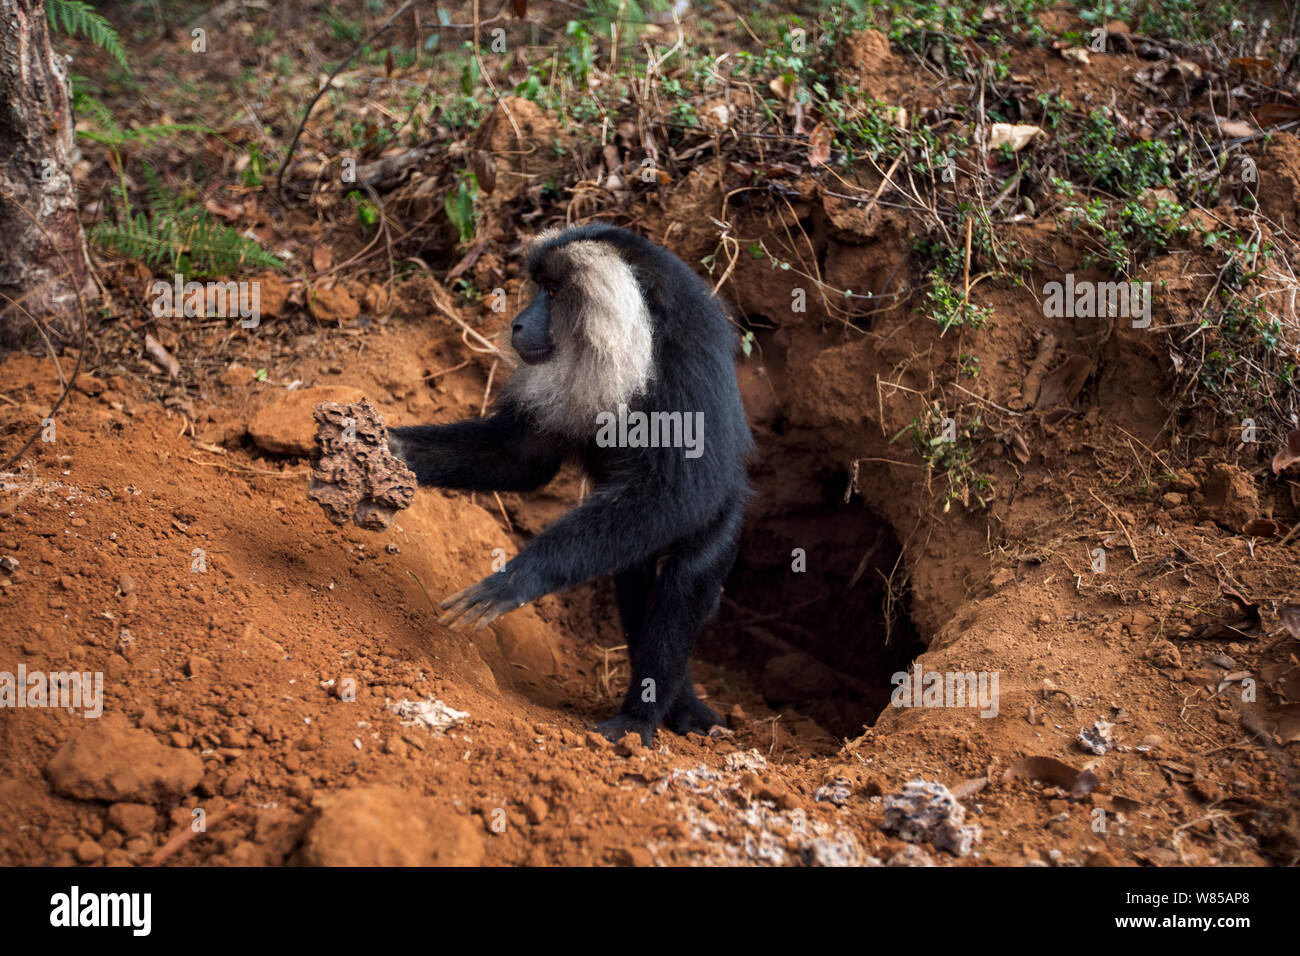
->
[613, 557, 657, 643]
[598, 500, 743, 745]
[389, 404, 566, 492]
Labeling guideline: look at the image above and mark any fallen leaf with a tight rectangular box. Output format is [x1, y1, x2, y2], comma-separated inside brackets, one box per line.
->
[1254, 103, 1300, 128]
[1281, 605, 1300, 639]
[1231, 57, 1276, 79]
[1273, 704, 1300, 744]
[769, 74, 795, 102]
[1241, 518, 1281, 537]
[471, 150, 497, 195]
[951, 776, 988, 800]
[144, 334, 181, 378]
[1216, 119, 1257, 138]
[808, 122, 832, 168]
[1271, 429, 1300, 473]
[1034, 354, 1093, 410]
[1002, 756, 1099, 799]
[203, 199, 244, 222]
[1060, 47, 1090, 65]
[989, 123, 1043, 152]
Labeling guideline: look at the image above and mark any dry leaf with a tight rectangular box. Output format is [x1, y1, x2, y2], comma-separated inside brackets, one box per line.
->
[951, 776, 988, 800]
[808, 122, 832, 168]
[768, 74, 795, 102]
[1231, 56, 1275, 78]
[1271, 429, 1300, 473]
[471, 150, 497, 195]
[1034, 354, 1093, 410]
[989, 123, 1043, 152]
[1280, 606, 1300, 639]
[1216, 119, 1256, 138]
[1241, 518, 1281, 537]
[1255, 103, 1300, 128]
[1002, 756, 1099, 799]
[203, 199, 243, 222]
[144, 335, 181, 378]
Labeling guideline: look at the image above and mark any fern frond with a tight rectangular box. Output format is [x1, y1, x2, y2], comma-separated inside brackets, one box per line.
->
[47, 0, 130, 72]
[93, 206, 283, 279]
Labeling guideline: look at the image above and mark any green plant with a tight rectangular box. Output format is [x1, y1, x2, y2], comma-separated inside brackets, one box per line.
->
[563, 21, 597, 84]
[1060, 193, 1190, 274]
[444, 172, 479, 245]
[925, 275, 992, 333]
[47, 0, 128, 71]
[92, 165, 282, 278]
[892, 403, 992, 512]
[1069, 111, 1174, 195]
[346, 191, 380, 229]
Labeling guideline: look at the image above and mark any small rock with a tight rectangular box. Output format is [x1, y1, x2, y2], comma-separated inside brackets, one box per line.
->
[523, 796, 549, 825]
[45, 716, 203, 803]
[1078, 719, 1117, 755]
[814, 777, 853, 806]
[74, 840, 105, 863]
[886, 844, 936, 866]
[616, 846, 654, 867]
[107, 803, 157, 837]
[882, 779, 982, 857]
[299, 787, 483, 866]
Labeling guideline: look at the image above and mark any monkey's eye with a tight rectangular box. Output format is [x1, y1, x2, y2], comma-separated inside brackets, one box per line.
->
[545, 285, 557, 298]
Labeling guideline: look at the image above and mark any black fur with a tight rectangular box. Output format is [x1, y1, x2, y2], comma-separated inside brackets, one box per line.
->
[390, 225, 754, 744]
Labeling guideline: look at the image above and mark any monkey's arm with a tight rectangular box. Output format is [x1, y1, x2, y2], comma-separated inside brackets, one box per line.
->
[389, 404, 566, 492]
[440, 477, 716, 628]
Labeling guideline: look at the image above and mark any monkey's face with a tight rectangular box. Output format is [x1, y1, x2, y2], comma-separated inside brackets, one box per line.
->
[511, 282, 557, 365]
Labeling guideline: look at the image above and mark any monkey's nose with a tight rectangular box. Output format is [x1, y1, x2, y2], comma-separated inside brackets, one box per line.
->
[512, 322, 523, 333]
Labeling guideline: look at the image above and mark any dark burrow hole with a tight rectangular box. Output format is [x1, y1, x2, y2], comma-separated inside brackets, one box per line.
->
[700, 468, 925, 740]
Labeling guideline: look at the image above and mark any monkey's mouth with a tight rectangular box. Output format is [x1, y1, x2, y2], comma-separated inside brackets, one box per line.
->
[513, 344, 555, 365]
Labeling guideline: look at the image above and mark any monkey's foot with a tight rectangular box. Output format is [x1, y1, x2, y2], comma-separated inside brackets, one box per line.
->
[666, 695, 725, 737]
[596, 713, 657, 748]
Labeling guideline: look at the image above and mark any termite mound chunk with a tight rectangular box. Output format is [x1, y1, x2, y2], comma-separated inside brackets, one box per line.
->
[308, 400, 416, 530]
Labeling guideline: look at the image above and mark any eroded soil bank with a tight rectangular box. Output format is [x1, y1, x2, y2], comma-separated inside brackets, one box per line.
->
[2, 3, 1299, 867]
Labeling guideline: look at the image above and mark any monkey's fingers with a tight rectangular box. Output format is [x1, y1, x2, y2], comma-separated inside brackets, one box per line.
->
[472, 601, 513, 630]
[438, 584, 486, 627]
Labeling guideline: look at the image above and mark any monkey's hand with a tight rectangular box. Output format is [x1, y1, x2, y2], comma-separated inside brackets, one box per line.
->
[438, 572, 525, 630]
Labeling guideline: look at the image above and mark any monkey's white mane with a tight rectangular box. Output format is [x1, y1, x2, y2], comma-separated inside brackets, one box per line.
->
[508, 239, 655, 437]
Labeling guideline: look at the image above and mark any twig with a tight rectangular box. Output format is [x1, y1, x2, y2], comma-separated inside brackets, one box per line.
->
[150, 802, 243, 866]
[1088, 488, 1140, 562]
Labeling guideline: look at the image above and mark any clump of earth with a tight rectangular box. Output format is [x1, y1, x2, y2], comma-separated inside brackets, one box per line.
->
[308, 399, 416, 530]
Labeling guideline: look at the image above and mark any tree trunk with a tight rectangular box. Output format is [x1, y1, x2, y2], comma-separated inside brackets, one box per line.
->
[0, 0, 93, 349]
